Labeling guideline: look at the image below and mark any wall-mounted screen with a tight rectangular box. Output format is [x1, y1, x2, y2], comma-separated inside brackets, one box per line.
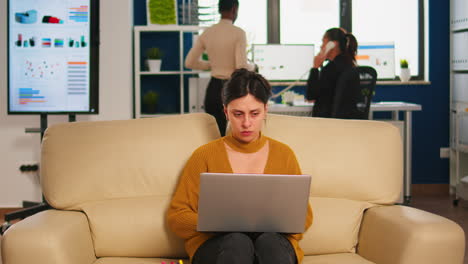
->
[8, 0, 99, 114]
[252, 44, 314, 81]
[356, 42, 395, 80]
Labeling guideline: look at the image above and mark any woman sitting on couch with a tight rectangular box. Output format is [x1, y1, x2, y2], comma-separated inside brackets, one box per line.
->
[167, 68, 313, 264]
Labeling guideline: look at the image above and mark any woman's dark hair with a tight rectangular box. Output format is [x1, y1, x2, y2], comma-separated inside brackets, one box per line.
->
[222, 68, 272, 106]
[325, 27, 358, 65]
[218, 0, 239, 12]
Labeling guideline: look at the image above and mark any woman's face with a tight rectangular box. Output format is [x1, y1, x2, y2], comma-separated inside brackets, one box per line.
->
[224, 94, 267, 143]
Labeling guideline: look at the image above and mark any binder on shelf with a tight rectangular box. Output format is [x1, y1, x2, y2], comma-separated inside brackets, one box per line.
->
[451, 0, 468, 31]
[188, 77, 209, 113]
[452, 32, 468, 71]
[179, 0, 199, 25]
[453, 73, 468, 103]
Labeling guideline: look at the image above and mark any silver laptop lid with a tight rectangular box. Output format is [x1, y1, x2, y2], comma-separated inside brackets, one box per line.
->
[197, 172, 311, 233]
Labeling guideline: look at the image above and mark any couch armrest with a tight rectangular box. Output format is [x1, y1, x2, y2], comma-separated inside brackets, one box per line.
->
[357, 205, 465, 264]
[2, 209, 96, 264]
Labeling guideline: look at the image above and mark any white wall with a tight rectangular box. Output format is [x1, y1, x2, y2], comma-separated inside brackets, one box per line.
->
[0, 0, 133, 207]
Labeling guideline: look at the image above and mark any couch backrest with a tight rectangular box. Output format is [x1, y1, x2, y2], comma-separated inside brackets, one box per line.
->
[263, 114, 403, 203]
[40, 113, 403, 258]
[262, 114, 403, 255]
[40, 113, 220, 258]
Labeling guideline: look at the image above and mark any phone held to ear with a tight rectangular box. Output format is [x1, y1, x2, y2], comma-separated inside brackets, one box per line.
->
[320, 41, 336, 56]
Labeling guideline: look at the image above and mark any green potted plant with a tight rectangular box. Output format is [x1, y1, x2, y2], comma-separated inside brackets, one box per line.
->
[400, 59, 411, 82]
[146, 47, 163, 72]
[142, 90, 159, 113]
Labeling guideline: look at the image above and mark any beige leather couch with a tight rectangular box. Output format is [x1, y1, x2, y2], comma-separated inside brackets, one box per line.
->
[1, 113, 465, 264]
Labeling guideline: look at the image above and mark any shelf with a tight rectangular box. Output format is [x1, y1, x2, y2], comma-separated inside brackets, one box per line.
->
[135, 25, 206, 32]
[134, 25, 202, 118]
[140, 113, 182, 118]
[139, 71, 204, 75]
[454, 144, 468, 153]
[451, 103, 468, 114]
[450, 0, 468, 197]
[451, 27, 468, 33]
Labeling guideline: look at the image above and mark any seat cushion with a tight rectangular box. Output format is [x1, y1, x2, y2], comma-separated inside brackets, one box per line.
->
[94, 258, 188, 264]
[303, 253, 375, 264]
[82, 196, 186, 258]
[93, 253, 374, 264]
[82, 195, 372, 257]
[1, 198, 375, 264]
[302, 197, 374, 255]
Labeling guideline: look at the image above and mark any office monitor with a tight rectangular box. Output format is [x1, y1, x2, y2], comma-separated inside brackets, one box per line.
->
[252, 44, 315, 82]
[356, 42, 396, 80]
[7, 0, 99, 114]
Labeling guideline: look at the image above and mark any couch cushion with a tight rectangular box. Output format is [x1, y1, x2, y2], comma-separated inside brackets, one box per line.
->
[263, 114, 403, 204]
[82, 196, 186, 258]
[92, 253, 375, 264]
[302, 197, 373, 255]
[83, 196, 372, 258]
[303, 253, 375, 264]
[41, 113, 220, 210]
[94, 258, 187, 264]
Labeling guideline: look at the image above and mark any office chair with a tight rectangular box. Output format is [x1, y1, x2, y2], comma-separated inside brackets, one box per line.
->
[332, 66, 377, 119]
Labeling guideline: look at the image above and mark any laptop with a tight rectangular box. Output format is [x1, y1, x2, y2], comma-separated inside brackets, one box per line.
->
[197, 172, 311, 233]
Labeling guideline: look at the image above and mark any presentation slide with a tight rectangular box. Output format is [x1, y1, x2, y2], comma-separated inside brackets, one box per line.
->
[8, 0, 95, 113]
[356, 42, 396, 79]
[253, 44, 315, 81]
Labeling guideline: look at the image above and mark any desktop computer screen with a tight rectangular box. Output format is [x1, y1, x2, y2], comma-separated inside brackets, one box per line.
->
[356, 42, 396, 80]
[252, 44, 315, 81]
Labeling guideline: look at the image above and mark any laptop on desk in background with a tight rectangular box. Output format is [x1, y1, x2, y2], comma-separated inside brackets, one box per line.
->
[197, 172, 311, 234]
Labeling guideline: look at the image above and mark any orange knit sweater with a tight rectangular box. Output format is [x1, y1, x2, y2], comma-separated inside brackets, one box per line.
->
[167, 135, 313, 263]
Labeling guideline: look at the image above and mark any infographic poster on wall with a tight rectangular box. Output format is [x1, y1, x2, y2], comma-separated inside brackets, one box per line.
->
[8, 0, 99, 114]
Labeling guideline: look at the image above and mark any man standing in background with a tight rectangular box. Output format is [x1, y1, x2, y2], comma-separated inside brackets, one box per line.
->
[185, 0, 255, 136]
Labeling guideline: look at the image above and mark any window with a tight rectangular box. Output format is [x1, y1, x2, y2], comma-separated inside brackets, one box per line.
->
[280, 0, 340, 49]
[352, 0, 421, 78]
[197, 0, 267, 45]
[197, 0, 425, 80]
[197, 0, 219, 27]
[236, 0, 267, 45]
[278, 0, 425, 80]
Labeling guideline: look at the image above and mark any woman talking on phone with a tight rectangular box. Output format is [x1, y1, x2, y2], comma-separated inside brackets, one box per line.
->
[306, 28, 358, 118]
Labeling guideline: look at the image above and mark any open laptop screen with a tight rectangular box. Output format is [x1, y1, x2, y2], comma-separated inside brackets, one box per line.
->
[197, 172, 311, 233]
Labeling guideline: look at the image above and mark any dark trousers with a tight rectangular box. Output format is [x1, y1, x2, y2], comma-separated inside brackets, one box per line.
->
[204, 77, 227, 136]
[192, 232, 297, 264]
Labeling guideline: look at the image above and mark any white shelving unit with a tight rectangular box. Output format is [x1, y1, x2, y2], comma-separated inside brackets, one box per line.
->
[450, 0, 468, 204]
[133, 25, 205, 118]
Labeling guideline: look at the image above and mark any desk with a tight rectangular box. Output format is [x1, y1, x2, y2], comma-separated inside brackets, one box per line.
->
[269, 101, 422, 204]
